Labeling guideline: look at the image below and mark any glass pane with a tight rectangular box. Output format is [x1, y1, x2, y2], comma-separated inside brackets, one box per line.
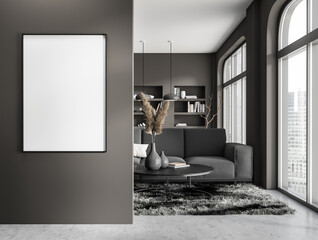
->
[223, 58, 231, 83]
[311, 40, 318, 207]
[242, 44, 246, 72]
[280, 47, 307, 199]
[232, 48, 242, 78]
[223, 85, 232, 142]
[310, 0, 318, 32]
[279, 0, 307, 49]
[232, 79, 242, 143]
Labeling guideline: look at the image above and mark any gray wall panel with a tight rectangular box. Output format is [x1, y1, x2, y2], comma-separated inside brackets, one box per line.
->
[0, 0, 133, 223]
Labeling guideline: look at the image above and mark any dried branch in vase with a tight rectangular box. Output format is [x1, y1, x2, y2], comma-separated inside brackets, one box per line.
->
[140, 92, 170, 137]
[201, 94, 222, 128]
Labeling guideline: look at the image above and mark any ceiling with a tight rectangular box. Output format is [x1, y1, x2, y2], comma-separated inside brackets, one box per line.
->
[134, 0, 253, 53]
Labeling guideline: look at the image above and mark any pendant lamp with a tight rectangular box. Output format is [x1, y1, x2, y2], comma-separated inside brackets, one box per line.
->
[163, 41, 179, 101]
[136, 41, 150, 101]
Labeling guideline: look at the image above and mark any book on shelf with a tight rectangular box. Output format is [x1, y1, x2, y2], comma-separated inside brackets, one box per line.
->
[187, 101, 205, 113]
[176, 123, 187, 127]
[185, 95, 197, 99]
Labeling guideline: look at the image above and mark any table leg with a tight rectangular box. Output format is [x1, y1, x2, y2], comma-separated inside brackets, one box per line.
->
[188, 176, 192, 188]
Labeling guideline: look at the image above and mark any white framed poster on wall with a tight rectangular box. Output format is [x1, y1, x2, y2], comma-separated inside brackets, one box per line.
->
[23, 34, 106, 152]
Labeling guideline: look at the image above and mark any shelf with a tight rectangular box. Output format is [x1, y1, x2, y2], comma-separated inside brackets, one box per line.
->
[176, 98, 205, 102]
[174, 126, 206, 129]
[134, 112, 144, 115]
[134, 98, 163, 102]
[174, 112, 205, 115]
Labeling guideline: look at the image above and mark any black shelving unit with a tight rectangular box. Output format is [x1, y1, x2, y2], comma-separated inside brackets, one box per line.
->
[173, 86, 206, 127]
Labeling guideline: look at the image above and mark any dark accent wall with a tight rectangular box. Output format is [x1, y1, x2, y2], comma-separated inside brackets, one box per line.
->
[0, 0, 133, 223]
[216, 0, 285, 188]
[134, 53, 215, 127]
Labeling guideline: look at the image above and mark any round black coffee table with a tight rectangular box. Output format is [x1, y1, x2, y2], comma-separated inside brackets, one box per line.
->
[134, 164, 214, 197]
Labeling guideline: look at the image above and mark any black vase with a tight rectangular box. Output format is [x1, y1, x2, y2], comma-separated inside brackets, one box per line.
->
[145, 143, 161, 170]
[160, 151, 169, 168]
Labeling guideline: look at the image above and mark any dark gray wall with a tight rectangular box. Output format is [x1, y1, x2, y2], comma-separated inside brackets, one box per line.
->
[0, 0, 133, 223]
[215, 0, 285, 188]
[134, 53, 214, 127]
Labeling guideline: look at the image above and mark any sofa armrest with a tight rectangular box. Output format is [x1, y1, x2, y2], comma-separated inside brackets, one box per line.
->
[224, 143, 253, 180]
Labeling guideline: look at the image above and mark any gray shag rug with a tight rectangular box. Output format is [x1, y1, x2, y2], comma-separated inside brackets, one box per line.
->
[134, 183, 295, 215]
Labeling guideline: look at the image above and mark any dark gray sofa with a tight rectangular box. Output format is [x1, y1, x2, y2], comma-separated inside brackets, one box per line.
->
[134, 128, 253, 182]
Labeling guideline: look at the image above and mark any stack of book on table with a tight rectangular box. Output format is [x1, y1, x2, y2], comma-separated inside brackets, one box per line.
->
[168, 162, 190, 168]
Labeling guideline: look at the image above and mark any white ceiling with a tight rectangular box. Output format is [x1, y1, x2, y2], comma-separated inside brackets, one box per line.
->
[134, 0, 253, 53]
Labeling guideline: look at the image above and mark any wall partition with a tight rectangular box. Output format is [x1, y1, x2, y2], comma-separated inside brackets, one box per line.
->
[278, 0, 318, 208]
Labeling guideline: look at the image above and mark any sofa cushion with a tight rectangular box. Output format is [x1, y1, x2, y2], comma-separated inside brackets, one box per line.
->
[134, 157, 142, 165]
[142, 128, 184, 158]
[184, 129, 226, 157]
[134, 127, 142, 144]
[185, 156, 234, 179]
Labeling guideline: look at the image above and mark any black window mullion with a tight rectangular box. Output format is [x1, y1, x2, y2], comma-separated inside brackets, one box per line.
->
[277, 28, 318, 58]
[223, 72, 246, 88]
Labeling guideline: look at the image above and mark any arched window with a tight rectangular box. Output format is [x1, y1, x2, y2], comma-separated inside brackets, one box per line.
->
[222, 43, 246, 144]
[278, 0, 318, 208]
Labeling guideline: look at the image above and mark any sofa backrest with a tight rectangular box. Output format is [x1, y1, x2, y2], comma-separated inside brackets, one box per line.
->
[142, 128, 184, 158]
[184, 128, 226, 157]
[134, 127, 142, 144]
[134, 127, 226, 158]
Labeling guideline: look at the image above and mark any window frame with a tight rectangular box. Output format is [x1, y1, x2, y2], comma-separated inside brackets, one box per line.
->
[222, 42, 247, 144]
[277, 0, 318, 210]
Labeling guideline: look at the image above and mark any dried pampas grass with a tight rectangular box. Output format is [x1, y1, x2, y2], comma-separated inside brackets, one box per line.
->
[153, 101, 169, 135]
[140, 92, 170, 136]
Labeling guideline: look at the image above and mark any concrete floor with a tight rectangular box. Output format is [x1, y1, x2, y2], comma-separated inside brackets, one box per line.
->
[0, 190, 317, 240]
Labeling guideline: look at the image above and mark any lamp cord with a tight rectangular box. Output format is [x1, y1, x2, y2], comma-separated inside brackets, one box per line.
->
[142, 41, 145, 93]
[170, 41, 172, 93]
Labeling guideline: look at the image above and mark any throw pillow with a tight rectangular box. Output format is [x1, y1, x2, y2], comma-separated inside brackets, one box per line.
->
[134, 143, 148, 158]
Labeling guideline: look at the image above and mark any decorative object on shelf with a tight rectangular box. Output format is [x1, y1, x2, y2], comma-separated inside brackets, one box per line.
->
[137, 122, 146, 127]
[181, 91, 186, 99]
[174, 87, 181, 98]
[140, 92, 170, 170]
[176, 123, 187, 127]
[160, 151, 169, 168]
[164, 41, 179, 101]
[136, 41, 150, 101]
[201, 95, 222, 128]
[135, 93, 153, 101]
[145, 143, 161, 170]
